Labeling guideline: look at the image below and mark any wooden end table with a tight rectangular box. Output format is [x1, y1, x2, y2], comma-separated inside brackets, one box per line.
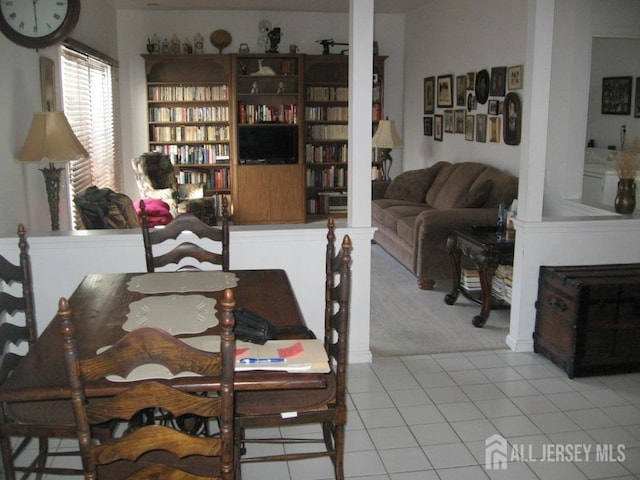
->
[444, 226, 515, 327]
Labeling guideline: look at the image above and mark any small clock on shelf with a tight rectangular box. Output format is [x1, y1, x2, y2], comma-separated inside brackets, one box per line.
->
[0, 0, 81, 49]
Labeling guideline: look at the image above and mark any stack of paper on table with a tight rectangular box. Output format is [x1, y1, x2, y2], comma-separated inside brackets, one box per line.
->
[235, 339, 330, 373]
[99, 337, 329, 382]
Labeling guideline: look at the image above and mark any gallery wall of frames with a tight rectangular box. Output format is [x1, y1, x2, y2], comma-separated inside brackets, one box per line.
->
[423, 65, 523, 146]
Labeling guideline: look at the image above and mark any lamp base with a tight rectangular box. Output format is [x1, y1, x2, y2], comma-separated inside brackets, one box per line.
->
[379, 148, 393, 181]
[40, 162, 64, 231]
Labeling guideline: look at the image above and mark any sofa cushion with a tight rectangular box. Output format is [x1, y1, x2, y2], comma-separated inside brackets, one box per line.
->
[373, 201, 432, 233]
[384, 165, 441, 203]
[465, 179, 493, 207]
[427, 163, 488, 209]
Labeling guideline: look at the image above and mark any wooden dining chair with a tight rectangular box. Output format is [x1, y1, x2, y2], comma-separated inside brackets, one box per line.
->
[59, 288, 236, 480]
[0, 224, 84, 479]
[140, 197, 229, 272]
[234, 217, 352, 480]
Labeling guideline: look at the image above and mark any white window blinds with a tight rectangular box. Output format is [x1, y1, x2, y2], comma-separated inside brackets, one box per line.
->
[60, 42, 121, 229]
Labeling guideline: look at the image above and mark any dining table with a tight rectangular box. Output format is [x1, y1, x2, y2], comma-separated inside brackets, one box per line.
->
[0, 269, 327, 403]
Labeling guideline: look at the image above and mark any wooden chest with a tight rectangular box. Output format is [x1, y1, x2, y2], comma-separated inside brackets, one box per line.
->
[534, 264, 640, 378]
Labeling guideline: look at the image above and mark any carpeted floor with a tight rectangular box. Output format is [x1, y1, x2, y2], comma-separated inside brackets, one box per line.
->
[370, 244, 510, 356]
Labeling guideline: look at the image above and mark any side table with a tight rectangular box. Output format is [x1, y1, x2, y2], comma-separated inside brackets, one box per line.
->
[444, 226, 515, 327]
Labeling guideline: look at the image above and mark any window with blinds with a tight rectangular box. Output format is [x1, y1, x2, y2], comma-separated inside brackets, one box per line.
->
[60, 41, 122, 229]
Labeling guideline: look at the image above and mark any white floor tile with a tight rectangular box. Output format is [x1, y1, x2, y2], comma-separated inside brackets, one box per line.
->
[422, 442, 476, 469]
[378, 446, 432, 473]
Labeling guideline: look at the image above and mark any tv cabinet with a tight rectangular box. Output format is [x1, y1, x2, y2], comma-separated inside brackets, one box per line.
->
[142, 53, 385, 224]
[232, 54, 305, 224]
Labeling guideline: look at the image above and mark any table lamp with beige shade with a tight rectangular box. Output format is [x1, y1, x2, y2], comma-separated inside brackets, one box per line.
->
[17, 111, 89, 231]
[372, 118, 403, 181]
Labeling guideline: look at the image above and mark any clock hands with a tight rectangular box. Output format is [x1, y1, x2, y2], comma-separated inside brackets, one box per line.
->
[32, 0, 39, 35]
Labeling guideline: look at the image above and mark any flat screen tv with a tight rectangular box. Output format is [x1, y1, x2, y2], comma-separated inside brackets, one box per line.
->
[238, 125, 298, 164]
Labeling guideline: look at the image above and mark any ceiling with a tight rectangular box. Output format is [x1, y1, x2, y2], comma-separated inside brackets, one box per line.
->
[106, 0, 424, 14]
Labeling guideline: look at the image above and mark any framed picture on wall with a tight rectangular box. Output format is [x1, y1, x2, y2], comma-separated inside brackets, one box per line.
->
[437, 74, 454, 108]
[434, 114, 443, 141]
[602, 76, 632, 115]
[465, 115, 474, 141]
[424, 116, 433, 136]
[635, 77, 640, 118]
[466, 71, 475, 90]
[503, 92, 522, 145]
[456, 75, 467, 106]
[490, 66, 507, 97]
[489, 117, 501, 143]
[488, 99, 499, 115]
[423, 76, 435, 114]
[444, 110, 454, 133]
[476, 114, 487, 143]
[40, 56, 56, 111]
[508, 64, 523, 90]
[454, 109, 465, 133]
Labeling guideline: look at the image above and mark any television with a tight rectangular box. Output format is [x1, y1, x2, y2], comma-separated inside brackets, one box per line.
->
[238, 125, 298, 164]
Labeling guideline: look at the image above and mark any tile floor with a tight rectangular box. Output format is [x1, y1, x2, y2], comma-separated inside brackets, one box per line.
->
[7, 350, 640, 479]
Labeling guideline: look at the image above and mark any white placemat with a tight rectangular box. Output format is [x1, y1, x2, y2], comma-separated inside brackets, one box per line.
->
[123, 295, 218, 335]
[127, 271, 238, 294]
[98, 336, 221, 382]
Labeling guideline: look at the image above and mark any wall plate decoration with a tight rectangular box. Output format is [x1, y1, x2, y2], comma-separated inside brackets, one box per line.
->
[475, 69, 490, 104]
[503, 92, 522, 145]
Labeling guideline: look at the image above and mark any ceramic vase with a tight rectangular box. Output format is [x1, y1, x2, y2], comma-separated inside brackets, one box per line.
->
[614, 178, 636, 214]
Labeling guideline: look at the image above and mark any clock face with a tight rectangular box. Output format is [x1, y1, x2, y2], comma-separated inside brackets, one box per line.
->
[0, 0, 80, 48]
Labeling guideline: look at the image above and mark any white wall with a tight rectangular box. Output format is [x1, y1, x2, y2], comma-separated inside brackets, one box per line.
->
[586, 37, 640, 150]
[402, 0, 527, 175]
[0, 1, 119, 237]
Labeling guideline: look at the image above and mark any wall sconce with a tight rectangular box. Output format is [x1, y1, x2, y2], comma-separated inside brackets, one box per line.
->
[372, 118, 403, 181]
[17, 111, 88, 231]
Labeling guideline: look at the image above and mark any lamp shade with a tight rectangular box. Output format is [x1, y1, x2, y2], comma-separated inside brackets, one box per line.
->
[372, 119, 403, 149]
[17, 111, 88, 163]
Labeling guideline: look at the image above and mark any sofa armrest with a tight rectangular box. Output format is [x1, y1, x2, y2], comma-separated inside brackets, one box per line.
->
[413, 207, 500, 281]
[372, 180, 391, 200]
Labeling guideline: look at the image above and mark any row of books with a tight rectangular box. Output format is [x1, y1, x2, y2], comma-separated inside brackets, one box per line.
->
[238, 103, 297, 125]
[148, 106, 229, 123]
[153, 144, 230, 165]
[491, 265, 513, 304]
[177, 168, 230, 190]
[177, 193, 232, 221]
[306, 166, 347, 188]
[150, 125, 230, 142]
[306, 86, 349, 102]
[460, 265, 513, 305]
[305, 144, 348, 164]
[307, 192, 348, 215]
[307, 124, 348, 141]
[148, 85, 229, 102]
[305, 106, 349, 122]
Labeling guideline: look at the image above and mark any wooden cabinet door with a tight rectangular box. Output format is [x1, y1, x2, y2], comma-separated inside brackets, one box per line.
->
[234, 165, 305, 224]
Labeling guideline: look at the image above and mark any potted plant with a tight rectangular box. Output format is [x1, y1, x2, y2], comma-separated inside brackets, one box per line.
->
[614, 137, 640, 214]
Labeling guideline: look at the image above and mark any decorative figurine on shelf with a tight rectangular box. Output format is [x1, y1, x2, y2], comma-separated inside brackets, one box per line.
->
[170, 34, 180, 54]
[161, 38, 170, 54]
[183, 37, 193, 54]
[146, 38, 154, 54]
[267, 27, 282, 53]
[276, 81, 285, 94]
[251, 82, 259, 94]
[239, 43, 250, 53]
[250, 59, 276, 76]
[150, 34, 160, 53]
[194, 33, 204, 54]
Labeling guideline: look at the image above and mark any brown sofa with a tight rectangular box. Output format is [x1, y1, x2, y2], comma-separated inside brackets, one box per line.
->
[372, 161, 518, 289]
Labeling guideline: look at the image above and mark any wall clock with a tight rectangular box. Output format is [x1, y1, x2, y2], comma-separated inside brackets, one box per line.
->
[0, 0, 81, 49]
